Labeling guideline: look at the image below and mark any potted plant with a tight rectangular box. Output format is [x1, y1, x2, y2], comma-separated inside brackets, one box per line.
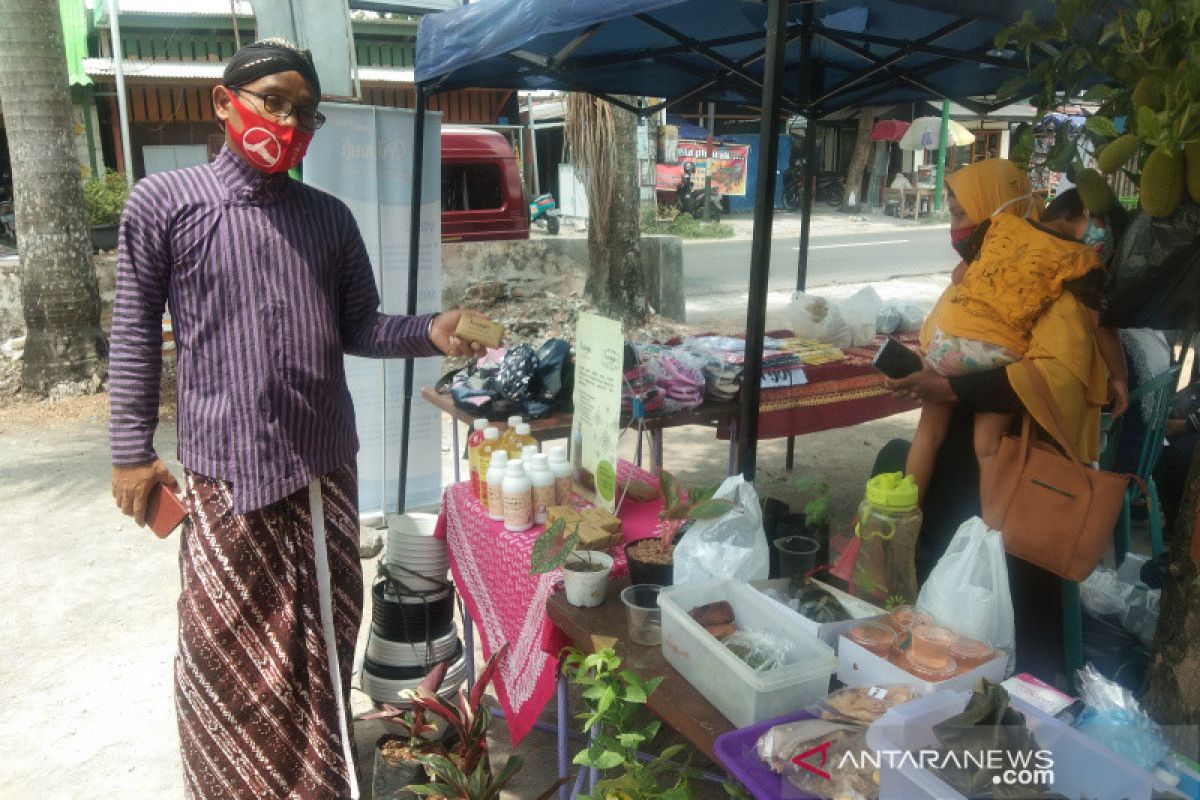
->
[624, 472, 733, 586]
[358, 660, 451, 799]
[793, 476, 833, 564]
[81, 168, 129, 251]
[560, 647, 746, 799]
[528, 519, 615, 608]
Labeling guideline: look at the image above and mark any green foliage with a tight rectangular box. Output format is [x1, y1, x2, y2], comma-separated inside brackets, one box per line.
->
[81, 168, 129, 226]
[656, 471, 734, 551]
[996, 0, 1200, 176]
[530, 519, 581, 574]
[794, 475, 833, 529]
[640, 206, 733, 239]
[561, 647, 700, 800]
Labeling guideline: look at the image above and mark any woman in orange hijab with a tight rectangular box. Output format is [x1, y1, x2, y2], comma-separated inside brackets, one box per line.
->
[882, 158, 1113, 680]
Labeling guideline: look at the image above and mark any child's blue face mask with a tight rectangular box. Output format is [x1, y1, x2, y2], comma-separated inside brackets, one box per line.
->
[1082, 218, 1115, 265]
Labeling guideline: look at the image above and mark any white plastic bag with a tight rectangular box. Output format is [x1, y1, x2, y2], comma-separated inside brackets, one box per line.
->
[673, 475, 770, 585]
[788, 292, 851, 348]
[836, 287, 883, 346]
[916, 517, 1015, 666]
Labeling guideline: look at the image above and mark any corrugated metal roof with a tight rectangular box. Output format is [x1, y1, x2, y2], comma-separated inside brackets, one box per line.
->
[89, 0, 253, 17]
[83, 57, 414, 84]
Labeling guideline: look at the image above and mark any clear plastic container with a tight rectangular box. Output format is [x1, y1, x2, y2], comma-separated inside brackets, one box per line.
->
[865, 690, 1185, 800]
[849, 472, 922, 607]
[658, 579, 837, 729]
[846, 621, 896, 657]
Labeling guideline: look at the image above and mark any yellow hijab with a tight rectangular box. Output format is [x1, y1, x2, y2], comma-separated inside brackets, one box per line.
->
[944, 158, 1042, 223]
[931, 159, 1103, 460]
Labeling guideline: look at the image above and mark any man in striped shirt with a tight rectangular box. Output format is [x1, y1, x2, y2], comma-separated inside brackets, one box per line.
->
[108, 40, 484, 800]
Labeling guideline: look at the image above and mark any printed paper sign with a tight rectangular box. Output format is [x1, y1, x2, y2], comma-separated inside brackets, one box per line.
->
[570, 313, 623, 512]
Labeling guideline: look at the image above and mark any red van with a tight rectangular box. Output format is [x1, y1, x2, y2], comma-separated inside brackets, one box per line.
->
[441, 127, 529, 243]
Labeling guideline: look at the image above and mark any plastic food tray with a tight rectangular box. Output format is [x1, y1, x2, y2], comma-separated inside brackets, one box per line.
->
[865, 690, 1185, 799]
[659, 579, 837, 729]
[712, 709, 820, 800]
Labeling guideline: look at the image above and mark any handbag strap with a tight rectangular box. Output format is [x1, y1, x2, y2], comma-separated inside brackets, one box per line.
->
[1020, 359, 1085, 465]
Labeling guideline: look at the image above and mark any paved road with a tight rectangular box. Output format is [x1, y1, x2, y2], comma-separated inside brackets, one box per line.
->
[682, 226, 954, 297]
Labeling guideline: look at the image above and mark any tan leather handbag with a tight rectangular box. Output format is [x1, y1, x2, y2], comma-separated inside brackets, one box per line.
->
[981, 360, 1129, 582]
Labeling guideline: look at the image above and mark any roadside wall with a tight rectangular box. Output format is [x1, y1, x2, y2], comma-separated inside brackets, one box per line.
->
[0, 234, 685, 342]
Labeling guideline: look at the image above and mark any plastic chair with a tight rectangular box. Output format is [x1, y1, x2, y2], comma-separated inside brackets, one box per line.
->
[1112, 364, 1182, 562]
[1061, 364, 1182, 683]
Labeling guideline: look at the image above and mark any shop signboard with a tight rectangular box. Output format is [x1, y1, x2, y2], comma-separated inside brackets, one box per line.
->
[303, 103, 444, 521]
[676, 139, 750, 196]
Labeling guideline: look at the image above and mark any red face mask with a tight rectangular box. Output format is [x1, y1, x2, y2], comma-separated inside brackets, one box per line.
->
[225, 91, 313, 174]
[950, 224, 979, 259]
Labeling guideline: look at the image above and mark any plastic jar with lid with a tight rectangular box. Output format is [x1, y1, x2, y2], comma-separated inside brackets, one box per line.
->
[848, 472, 923, 607]
[502, 460, 533, 532]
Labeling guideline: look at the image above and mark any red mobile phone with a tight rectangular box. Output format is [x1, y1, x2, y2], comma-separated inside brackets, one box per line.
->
[146, 483, 188, 539]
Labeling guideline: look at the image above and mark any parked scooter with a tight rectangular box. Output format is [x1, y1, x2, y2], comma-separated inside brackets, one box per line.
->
[782, 154, 845, 209]
[529, 192, 561, 234]
[675, 161, 723, 222]
[0, 198, 15, 247]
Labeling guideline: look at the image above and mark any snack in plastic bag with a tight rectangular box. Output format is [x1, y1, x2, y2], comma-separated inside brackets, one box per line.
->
[819, 684, 922, 725]
[790, 577, 852, 623]
[837, 286, 883, 346]
[756, 719, 875, 799]
[789, 292, 852, 348]
[723, 627, 794, 672]
[1074, 663, 1169, 770]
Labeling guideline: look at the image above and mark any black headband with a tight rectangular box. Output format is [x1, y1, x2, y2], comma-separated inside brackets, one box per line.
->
[223, 38, 321, 99]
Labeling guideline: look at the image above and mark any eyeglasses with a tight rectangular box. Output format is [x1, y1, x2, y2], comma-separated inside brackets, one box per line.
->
[229, 87, 325, 131]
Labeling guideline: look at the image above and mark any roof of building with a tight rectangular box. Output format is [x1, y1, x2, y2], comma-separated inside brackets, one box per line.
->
[82, 57, 414, 84]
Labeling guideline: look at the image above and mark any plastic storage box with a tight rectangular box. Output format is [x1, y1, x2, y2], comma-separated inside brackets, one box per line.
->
[865, 690, 1185, 800]
[659, 579, 837, 729]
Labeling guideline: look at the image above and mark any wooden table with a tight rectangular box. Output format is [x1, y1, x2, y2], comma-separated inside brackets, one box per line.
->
[546, 577, 733, 763]
[421, 386, 740, 477]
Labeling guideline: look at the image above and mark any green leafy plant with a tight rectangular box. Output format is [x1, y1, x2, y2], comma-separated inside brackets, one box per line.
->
[81, 168, 130, 226]
[561, 647, 698, 800]
[530, 518, 582, 574]
[996, 0, 1200, 215]
[655, 471, 733, 554]
[793, 475, 833, 530]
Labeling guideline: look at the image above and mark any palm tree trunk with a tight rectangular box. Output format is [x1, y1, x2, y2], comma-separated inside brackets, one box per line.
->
[841, 107, 877, 210]
[566, 94, 647, 323]
[0, 0, 105, 395]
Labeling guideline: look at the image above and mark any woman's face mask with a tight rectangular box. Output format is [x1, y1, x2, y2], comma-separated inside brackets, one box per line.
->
[950, 224, 979, 259]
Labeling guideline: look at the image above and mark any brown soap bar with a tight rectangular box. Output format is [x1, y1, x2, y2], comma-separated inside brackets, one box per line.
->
[547, 506, 582, 528]
[575, 523, 619, 551]
[624, 479, 658, 503]
[704, 622, 738, 641]
[453, 314, 505, 348]
[689, 600, 735, 627]
[581, 506, 622, 534]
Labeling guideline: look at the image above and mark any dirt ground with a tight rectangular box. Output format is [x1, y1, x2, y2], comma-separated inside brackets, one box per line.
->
[0, 377, 919, 798]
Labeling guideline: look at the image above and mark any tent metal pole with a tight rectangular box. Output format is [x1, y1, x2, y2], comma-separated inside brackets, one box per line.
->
[397, 85, 427, 514]
[737, 0, 787, 481]
[795, 1, 816, 291]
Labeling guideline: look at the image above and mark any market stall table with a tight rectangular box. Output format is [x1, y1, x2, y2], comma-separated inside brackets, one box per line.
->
[421, 386, 740, 476]
[436, 461, 666, 746]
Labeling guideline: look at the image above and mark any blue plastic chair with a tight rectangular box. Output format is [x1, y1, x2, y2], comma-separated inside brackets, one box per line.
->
[1112, 364, 1182, 562]
[1061, 365, 1182, 682]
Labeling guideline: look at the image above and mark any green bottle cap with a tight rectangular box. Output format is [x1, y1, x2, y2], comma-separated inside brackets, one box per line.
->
[865, 471, 919, 510]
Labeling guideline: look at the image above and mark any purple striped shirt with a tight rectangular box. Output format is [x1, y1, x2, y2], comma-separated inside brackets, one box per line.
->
[109, 146, 439, 513]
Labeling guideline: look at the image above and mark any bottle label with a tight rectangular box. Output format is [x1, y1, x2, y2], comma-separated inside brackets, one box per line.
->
[487, 482, 504, 515]
[504, 489, 532, 528]
[554, 475, 572, 504]
[533, 484, 555, 522]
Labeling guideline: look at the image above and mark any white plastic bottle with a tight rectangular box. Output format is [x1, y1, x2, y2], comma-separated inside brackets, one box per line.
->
[529, 454, 556, 525]
[548, 445, 572, 504]
[485, 451, 509, 522]
[522, 444, 539, 466]
[502, 460, 533, 532]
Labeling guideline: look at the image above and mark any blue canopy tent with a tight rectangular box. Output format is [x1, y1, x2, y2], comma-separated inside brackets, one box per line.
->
[397, 0, 1053, 509]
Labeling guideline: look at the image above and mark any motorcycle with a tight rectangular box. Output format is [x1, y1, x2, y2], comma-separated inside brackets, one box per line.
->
[529, 192, 561, 234]
[0, 198, 15, 247]
[674, 161, 723, 222]
[782, 156, 845, 210]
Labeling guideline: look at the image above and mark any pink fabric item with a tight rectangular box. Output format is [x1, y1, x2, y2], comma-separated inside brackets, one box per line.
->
[439, 460, 663, 744]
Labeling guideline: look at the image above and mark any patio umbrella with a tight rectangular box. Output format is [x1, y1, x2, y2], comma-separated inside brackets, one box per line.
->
[870, 119, 910, 141]
[899, 116, 976, 149]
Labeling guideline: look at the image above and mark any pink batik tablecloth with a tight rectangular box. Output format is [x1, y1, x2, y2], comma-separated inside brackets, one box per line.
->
[435, 461, 663, 744]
